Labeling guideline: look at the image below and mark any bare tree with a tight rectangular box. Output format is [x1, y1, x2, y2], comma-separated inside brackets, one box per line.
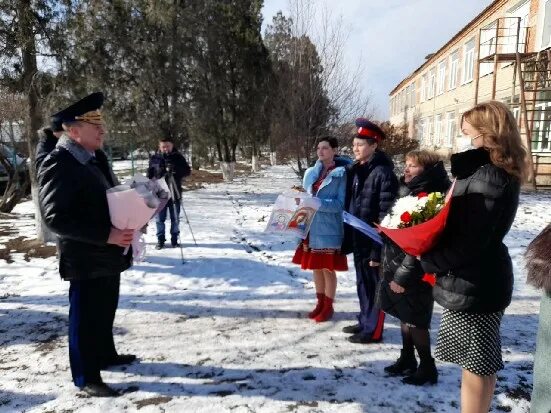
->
[311, 2, 372, 124]
[0, 90, 29, 213]
[266, 0, 372, 176]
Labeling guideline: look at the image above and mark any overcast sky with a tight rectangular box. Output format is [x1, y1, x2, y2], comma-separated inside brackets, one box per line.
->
[261, 0, 494, 120]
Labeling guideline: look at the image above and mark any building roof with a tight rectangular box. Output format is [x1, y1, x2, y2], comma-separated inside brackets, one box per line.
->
[389, 0, 504, 96]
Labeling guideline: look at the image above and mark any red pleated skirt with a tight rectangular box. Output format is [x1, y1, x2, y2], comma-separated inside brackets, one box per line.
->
[292, 238, 348, 271]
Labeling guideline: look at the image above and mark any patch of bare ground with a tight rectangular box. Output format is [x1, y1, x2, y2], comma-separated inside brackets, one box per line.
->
[0, 236, 57, 262]
[135, 396, 173, 409]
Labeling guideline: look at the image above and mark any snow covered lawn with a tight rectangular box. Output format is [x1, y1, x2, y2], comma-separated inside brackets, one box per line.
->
[0, 164, 549, 412]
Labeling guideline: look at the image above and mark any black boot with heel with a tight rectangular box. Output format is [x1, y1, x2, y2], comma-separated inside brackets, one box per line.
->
[384, 349, 418, 376]
[402, 357, 438, 385]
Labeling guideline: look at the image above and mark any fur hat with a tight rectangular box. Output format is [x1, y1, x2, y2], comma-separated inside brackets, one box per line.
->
[525, 223, 551, 293]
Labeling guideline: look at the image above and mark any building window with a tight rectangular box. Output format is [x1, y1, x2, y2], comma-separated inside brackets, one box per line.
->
[428, 68, 436, 99]
[409, 83, 416, 107]
[448, 50, 459, 90]
[505, 1, 529, 53]
[434, 113, 443, 146]
[426, 116, 434, 145]
[532, 102, 551, 152]
[480, 23, 496, 77]
[420, 74, 427, 102]
[417, 118, 425, 142]
[437, 60, 446, 95]
[445, 111, 456, 147]
[462, 38, 475, 84]
[542, 0, 551, 49]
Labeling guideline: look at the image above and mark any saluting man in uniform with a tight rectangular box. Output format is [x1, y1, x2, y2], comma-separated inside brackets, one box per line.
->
[38, 92, 136, 397]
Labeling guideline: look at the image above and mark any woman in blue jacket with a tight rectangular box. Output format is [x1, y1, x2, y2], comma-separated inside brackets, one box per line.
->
[292, 136, 351, 322]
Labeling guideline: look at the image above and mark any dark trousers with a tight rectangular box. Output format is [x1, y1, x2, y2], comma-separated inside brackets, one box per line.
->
[68, 274, 120, 387]
[156, 199, 180, 241]
[353, 252, 385, 340]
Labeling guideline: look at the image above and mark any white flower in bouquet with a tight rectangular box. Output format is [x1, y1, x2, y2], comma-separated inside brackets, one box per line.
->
[381, 192, 445, 229]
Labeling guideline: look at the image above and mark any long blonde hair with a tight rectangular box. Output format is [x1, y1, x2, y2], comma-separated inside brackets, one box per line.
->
[461, 101, 528, 181]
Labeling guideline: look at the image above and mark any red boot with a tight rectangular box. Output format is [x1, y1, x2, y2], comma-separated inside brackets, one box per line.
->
[308, 293, 325, 319]
[314, 296, 334, 323]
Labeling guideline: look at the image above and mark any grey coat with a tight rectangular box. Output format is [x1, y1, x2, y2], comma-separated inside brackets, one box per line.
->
[526, 224, 551, 413]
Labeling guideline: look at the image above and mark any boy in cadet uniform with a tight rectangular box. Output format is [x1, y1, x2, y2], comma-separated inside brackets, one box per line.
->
[342, 119, 398, 344]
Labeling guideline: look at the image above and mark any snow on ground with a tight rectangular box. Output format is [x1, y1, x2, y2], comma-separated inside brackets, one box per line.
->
[0, 164, 549, 413]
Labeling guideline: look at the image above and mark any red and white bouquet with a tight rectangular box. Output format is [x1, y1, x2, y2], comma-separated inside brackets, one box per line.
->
[380, 191, 446, 230]
[377, 182, 455, 285]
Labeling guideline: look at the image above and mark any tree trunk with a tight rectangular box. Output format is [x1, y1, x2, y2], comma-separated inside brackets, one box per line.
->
[251, 155, 260, 172]
[19, 0, 45, 240]
[220, 162, 235, 181]
[270, 151, 277, 166]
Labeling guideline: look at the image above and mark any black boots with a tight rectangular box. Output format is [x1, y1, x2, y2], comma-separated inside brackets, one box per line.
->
[80, 382, 120, 397]
[171, 236, 179, 247]
[100, 354, 137, 369]
[342, 324, 362, 334]
[155, 240, 164, 250]
[402, 357, 438, 386]
[384, 349, 418, 376]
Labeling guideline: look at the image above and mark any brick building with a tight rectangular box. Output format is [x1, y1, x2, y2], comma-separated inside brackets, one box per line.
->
[389, 0, 551, 185]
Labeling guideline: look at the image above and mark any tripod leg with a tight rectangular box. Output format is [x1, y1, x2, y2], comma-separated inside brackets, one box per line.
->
[179, 199, 198, 246]
[169, 200, 185, 263]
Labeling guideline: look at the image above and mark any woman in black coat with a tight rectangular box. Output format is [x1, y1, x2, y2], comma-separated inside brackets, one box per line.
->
[379, 150, 450, 385]
[420, 101, 528, 413]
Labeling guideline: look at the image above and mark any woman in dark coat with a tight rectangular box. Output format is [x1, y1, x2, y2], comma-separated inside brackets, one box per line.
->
[379, 150, 450, 385]
[420, 101, 528, 413]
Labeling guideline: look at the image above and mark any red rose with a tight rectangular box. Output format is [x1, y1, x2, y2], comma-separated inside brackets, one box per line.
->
[422, 273, 436, 286]
[400, 211, 412, 223]
[417, 192, 428, 199]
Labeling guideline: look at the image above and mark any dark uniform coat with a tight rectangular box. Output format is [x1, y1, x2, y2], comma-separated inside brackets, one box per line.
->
[38, 136, 132, 280]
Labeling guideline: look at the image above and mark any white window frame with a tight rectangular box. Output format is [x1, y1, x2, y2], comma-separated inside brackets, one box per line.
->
[437, 60, 446, 95]
[540, 0, 551, 50]
[448, 50, 459, 90]
[462, 38, 475, 84]
[418, 118, 426, 142]
[532, 102, 551, 152]
[410, 83, 416, 107]
[504, 1, 529, 53]
[445, 111, 456, 147]
[426, 116, 434, 145]
[480, 23, 496, 77]
[420, 74, 427, 102]
[434, 113, 443, 147]
[428, 68, 436, 99]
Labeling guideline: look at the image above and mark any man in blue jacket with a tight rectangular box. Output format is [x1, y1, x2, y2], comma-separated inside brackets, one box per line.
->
[343, 119, 398, 344]
[147, 138, 191, 249]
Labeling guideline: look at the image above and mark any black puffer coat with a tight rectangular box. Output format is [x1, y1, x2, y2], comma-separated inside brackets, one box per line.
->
[343, 150, 399, 261]
[377, 161, 451, 328]
[38, 143, 132, 281]
[420, 148, 521, 313]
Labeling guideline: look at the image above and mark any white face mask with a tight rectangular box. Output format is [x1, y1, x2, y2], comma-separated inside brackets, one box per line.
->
[456, 137, 474, 153]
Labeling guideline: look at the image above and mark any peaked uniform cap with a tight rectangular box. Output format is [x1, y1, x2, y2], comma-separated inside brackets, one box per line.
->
[51, 92, 104, 125]
[355, 118, 385, 142]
